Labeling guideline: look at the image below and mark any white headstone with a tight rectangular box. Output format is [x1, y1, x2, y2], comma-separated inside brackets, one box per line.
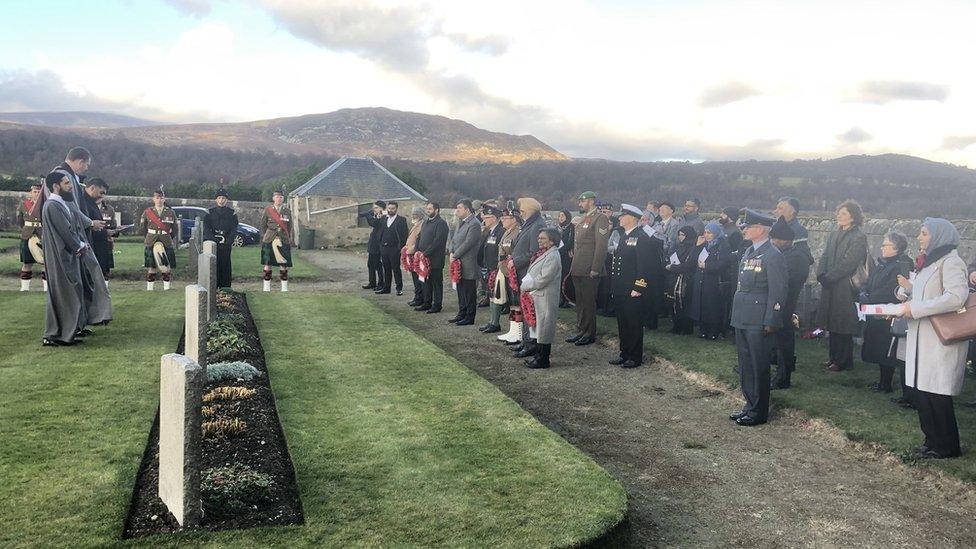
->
[202, 240, 216, 255]
[198, 252, 217, 321]
[184, 285, 207, 368]
[158, 353, 204, 527]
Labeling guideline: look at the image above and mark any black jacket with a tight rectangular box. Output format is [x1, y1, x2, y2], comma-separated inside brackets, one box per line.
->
[379, 215, 408, 249]
[417, 214, 449, 270]
[689, 239, 732, 324]
[610, 228, 664, 311]
[479, 223, 504, 269]
[204, 206, 239, 249]
[861, 253, 914, 364]
[365, 213, 385, 254]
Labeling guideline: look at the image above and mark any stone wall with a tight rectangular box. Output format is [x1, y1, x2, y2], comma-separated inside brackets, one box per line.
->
[290, 195, 428, 248]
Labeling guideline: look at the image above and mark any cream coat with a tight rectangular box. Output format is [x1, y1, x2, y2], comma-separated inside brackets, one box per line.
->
[899, 250, 969, 395]
[520, 247, 562, 345]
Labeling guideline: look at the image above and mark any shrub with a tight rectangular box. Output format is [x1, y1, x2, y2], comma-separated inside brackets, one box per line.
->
[207, 318, 253, 362]
[201, 464, 275, 516]
[207, 361, 262, 383]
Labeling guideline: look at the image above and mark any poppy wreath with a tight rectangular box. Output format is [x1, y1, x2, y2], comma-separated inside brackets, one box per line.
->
[520, 291, 537, 327]
[400, 247, 413, 272]
[414, 252, 431, 282]
[450, 258, 462, 285]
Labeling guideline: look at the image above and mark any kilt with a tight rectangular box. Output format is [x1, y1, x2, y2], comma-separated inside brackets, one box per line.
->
[144, 245, 176, 269]
[19, 239, 39, 265]
[261, 241, 293, 267]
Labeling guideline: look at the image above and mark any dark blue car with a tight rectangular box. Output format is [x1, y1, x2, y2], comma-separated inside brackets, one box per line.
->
[173, 206, 261, 247]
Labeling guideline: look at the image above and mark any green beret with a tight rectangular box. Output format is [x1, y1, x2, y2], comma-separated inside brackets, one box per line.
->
[578, 191, 597, 201]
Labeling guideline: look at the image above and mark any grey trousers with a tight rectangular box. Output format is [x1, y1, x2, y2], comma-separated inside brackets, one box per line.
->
[736, 328, 772, 421]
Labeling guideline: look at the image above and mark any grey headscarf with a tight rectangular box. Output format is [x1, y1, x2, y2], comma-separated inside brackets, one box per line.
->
[922, 217, 960, 252]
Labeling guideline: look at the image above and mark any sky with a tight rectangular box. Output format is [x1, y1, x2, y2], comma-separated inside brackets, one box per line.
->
[1, 0, 974, 165]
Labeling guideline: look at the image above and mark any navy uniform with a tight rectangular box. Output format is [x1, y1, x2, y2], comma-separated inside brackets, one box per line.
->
[769, 217, 812, 389]
[730, 210, 787, 425]
[203, 188, 239, 289]
[609, 204, 661, 368]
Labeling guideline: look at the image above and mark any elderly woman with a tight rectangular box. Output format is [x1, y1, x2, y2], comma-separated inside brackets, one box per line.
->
[665, 225, 698, 334]
[817, 199, 869, 372]
[689, 222, 732, 340]
[860, 232, 914, 392]
[896, 218, 969, 459]
[404, 206, 426, 307]
[520, 227, 563, 369]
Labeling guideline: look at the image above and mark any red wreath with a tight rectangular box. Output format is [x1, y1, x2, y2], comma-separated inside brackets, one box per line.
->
[520, 291, 537, 327]
[414, 252, 431, 282]
[505, 256, 519, 292]
[450, 258, 462, 285]
[400, 247, 413, 272]
[487, 269, 498, 291]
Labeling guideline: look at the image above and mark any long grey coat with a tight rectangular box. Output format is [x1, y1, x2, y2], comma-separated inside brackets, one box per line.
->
[898, 250, 969, 395]
[815, 226, 868, 335]
[42, 197, 85, 342]
[520, 247, 562, 344]
[449, 214, 482, 280]
[512, 212, 544, 280]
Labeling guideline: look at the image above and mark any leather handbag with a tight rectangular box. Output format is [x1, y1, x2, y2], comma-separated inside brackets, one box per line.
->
[930, 292, 976, 345]
[890, 317, 908, 338]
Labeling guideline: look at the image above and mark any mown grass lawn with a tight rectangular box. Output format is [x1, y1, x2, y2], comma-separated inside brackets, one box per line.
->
[0, 242, 322, 280]
[565, 309, 976, 482]
[1, 290, 626, 547]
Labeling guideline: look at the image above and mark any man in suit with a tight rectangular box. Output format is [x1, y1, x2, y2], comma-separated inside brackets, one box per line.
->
[609, 204, 662, 368]
[415, 201, 449, 313]
[378, 201, 408, 295]
[729, 209, 788, 426]
[449, 199, 482, 325]
[362, 200, 386, 290]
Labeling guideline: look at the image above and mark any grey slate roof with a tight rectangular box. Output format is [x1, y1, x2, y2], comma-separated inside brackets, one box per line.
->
[290, 156, 427, 201]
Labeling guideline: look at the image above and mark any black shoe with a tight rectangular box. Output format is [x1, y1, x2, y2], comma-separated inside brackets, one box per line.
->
[868, 382, 893, 393]
[515, 345, 538, 358]
[478, 323, 492, 332]
[919, 449, 958, 459]
[477, 300, 490, 308]
[42, 338, 58, 347]
[504, 339, 522, 346]
[891, 396, 914, 409]
[729, 410, 747, 421]
[396, 290, 404, 296]
[565, 333, 583, 343]
[770, 381, 791, 390]
[362, 284, 376, 290]
[620, 360, 639, 369]
[456, 319, 474, 326]
[426, 308, 442, 314]
[75, 329, 93, 337]
[609, 357, 626, 365]
[735, 415, 765, 427]
[483, 324, 501, 334]
[525, 356, 550, 369]
[447, 316, 460, 323]
[375, 289, 391, 294]
[512, 343, 525, 352]
[574, 336, 595, 346]
[415, 304, 431, 311]
[408, 300, 420, 307]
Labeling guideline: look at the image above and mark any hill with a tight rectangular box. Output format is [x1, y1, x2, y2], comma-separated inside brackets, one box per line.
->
[0, 111, 157, 128]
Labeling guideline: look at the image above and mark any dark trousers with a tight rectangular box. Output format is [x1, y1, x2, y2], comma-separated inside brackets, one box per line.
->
[574, 275, 599, 338]
[423, 268, 443, 309]
[456, 278, 477, 321]
[380, 247, 402, 291]
[642, 298, 659, 330]
[772, 313, 797, 385]
[216, 245, 233, 288]
[410, 271, 423, 302]
[367, 251, 384, 288]
[598, 274, 611, 311]
[614, 292, 643, 363]
[736, 328, 772, 421]
[828, 332, 854, 369]
[914, 390, 961, 456]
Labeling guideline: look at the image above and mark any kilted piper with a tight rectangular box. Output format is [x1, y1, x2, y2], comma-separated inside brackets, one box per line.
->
[16, 181, 45, 291]
[138, 187, 177, 290]
[260, 187, 295, 292]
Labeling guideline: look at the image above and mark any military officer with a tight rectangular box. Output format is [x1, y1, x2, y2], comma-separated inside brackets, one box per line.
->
[729, 209, 788, 426]
[609, 204, 661, 368]
[138, 187, 178, 290]
[204, 188, 239, 289]
[566, 191, 611, 346]
[16, 181, 44, 291]
[260, 187, 295, 292]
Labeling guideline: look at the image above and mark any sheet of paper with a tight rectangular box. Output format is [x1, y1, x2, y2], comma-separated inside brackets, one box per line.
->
[669, 252, 680, 265]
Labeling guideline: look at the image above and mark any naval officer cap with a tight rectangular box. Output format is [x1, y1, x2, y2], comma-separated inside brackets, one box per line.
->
[619, 203, 644, 219]
[740, 208, 776, 227]
[578, 191, 597, 201]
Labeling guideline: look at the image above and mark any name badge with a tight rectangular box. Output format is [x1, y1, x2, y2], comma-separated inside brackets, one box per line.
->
[626, 237, 638, 246]
[582, 224, 589, 229]
[487, 237, 497, 244]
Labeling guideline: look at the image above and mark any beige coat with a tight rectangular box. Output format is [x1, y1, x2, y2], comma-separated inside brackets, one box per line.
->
[404, 219, 423, 254]
[899, 250, 969, 395]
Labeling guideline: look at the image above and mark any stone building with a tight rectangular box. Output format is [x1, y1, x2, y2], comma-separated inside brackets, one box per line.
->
[289, 157, 427, 248]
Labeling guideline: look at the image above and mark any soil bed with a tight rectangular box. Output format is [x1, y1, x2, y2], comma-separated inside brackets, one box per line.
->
[122, 291, 303, 539]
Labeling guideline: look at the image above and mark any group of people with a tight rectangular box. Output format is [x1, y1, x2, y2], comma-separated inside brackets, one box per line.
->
[21, 147, 299, 346]
[364, 191, 974, 459]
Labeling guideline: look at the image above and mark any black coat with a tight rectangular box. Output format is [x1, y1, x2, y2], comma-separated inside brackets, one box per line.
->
[379, 215, 408, 249]
[666, 239, 697, 314]
[478, 223, 504, 269]
[861, 253, 914, 364]
[689, 239, 732, 324]
[203, 206, 238, 249]
[365, 213, 385, 254]
[417, 215, 449, 270]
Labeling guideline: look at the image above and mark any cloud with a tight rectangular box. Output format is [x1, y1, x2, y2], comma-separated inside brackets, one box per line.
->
[164, 0, 213, 17]
[0, 69, 137, 113]
[850, 80, 950, 104]
[943, 135, 976, 150]
[445, 33, 509, 56]
[699, 81, 761, 108]
[837, 126, 872, 144]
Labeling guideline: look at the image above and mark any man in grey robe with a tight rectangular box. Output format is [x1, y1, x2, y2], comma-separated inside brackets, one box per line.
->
[42, 172, 87, 346]
[49, 147, 112, 326]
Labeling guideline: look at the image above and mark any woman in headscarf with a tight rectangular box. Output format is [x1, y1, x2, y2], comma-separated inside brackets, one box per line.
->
[689, 221, 732, 340]
[816, 199, 869, 372]
[665, 225, 698, 334]
[859, 231, 913, 392]
[520, 227, 564, 369]
[896, 218, 969, 459]
[557, 210, 574, 308]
